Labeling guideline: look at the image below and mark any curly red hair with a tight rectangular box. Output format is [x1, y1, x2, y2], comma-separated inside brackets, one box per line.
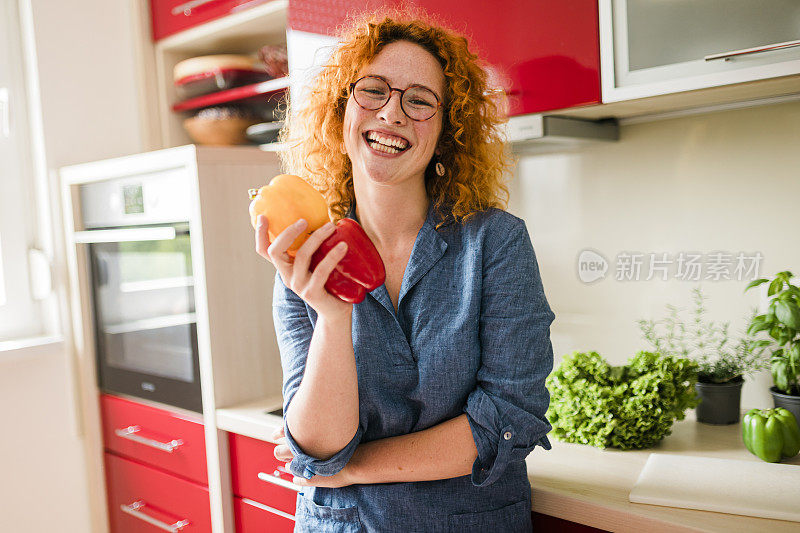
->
[279, 8, 512, 228]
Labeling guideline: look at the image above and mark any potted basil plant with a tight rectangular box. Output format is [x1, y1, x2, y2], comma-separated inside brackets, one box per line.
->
[638, 287, 770, 425]
[745, 271, 800, 426]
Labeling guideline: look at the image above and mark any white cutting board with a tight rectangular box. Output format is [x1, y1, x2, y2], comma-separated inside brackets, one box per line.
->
[629, 453, 800, 522]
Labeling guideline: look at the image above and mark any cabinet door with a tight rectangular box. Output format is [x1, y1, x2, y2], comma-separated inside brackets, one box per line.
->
[414, 0, 601, 115]
[150, 0, 271, 41]
[229, 432, 300, 515]
[104, 452, 212, 532]
[234, 496, 295, 533]
[602, 0, 800, 101]
[287, 0, 601, 115]
[101, 394, 208, 486]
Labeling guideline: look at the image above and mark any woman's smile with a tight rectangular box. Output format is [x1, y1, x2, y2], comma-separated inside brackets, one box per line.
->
[362, 130, 412, 155]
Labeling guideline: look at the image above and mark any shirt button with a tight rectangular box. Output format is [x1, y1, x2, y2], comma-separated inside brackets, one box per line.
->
[503, 431, 513, 440]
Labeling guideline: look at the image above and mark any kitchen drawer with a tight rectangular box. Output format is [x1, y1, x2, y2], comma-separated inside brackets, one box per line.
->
[229, 432, 300, 515]
[150, 0, 270, 41]
[101, 394, 208, 485]
[104, 452, 212, 532]
[234, 496, 295, 533]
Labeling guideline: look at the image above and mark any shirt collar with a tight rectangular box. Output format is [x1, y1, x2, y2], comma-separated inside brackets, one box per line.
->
[344, 198, 450, 313]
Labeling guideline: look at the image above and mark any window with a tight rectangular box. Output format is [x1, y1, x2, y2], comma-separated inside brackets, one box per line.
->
[0, 0, 51, 342]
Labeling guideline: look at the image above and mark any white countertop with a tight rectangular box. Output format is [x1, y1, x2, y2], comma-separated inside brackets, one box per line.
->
[217, 401, 800, 532]
[527, 410, 800, 532]
[216, 395, 284, 443]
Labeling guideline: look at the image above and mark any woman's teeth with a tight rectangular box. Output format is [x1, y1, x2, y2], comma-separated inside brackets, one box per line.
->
[366, 131, 409, 154]
[370, 142, 401, 153]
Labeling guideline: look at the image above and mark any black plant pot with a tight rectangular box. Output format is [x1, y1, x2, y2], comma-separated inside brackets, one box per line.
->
[770, 386, 800, 426]
[695, 378, 744, 425]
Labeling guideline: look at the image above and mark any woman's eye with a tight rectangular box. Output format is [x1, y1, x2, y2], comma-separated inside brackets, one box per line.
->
[408, 98, 434, 108]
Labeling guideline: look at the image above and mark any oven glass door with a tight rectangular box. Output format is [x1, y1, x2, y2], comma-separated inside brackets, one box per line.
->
[88, 226, 202, 412]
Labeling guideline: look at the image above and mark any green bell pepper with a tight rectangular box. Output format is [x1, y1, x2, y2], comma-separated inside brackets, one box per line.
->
[742, 408, 800, 463]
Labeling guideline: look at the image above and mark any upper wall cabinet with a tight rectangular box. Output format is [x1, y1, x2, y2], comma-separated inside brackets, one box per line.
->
[287, 0, 601, 116]
[412, 0, 601, 116]
[151, 0, 276, 41]
[600, 0, 800, 102]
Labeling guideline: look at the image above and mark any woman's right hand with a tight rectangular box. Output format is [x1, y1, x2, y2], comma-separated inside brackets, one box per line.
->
[255, 214, 353, 318]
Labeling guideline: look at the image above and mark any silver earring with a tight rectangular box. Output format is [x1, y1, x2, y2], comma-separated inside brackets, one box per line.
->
[435, 160, 445, 177]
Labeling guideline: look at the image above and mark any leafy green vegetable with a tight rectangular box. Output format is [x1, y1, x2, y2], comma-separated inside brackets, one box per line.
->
[546, 351, 700, 450]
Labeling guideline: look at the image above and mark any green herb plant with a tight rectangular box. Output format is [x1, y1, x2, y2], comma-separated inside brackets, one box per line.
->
[546, 351, 699, 450]
[745, 271, 800, 396]
[637, 287, 769, 384]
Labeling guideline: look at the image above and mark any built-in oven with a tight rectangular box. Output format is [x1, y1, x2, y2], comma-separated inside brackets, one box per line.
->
[75, 171, 202, 413]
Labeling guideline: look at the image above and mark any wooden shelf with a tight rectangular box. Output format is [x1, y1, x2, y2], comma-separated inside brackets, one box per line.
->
[172, 76, 289, 112]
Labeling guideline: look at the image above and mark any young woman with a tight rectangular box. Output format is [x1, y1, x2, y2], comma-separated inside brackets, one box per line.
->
[255, 11, 555, 532]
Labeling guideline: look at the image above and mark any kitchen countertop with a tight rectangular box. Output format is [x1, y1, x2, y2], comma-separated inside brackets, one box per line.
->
[217, 403, 800, 532]
[527, 410, 800, 532]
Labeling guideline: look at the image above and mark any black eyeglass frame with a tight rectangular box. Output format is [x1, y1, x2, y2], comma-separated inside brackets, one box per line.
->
[348, 76, 443, 122]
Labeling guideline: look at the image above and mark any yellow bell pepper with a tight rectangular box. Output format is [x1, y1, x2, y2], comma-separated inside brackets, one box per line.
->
[248, 174, 330, 256]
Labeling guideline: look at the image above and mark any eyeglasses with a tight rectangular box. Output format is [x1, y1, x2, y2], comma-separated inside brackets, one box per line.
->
[349, 76, 442, 122]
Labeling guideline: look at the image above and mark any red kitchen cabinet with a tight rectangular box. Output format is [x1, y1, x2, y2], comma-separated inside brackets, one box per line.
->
[104, 452, 212, 532]
[100, 394, 209, 486]
[287, 0, 600, 115]
[229, 432, 300, 516]
[149, 0, 272, 41]
[234, 496, 296, 533]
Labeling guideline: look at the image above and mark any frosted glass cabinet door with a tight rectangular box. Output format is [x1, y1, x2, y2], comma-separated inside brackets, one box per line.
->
[601, 0, 800, 101]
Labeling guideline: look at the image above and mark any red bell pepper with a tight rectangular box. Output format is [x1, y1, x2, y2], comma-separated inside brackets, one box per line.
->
[309, 218, 385, 304]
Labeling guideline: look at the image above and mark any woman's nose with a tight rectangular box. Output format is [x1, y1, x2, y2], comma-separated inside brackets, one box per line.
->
[376, 91, 406, 125]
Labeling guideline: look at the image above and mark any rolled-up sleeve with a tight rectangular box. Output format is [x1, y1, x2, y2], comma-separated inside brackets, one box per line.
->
[463, 219, 555, 487]
[272, 271, 362, 479]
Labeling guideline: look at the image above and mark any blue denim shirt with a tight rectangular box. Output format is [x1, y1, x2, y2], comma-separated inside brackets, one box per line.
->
[272, 203, 555, 533]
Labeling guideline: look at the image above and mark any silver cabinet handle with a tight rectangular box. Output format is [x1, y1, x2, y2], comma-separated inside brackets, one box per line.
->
[705, 38, 800, 61]
[114, 425, 184, 453]
[257, 471, 302, 492]
[120, 501, 190, 532]
[171, 0, 221, 16]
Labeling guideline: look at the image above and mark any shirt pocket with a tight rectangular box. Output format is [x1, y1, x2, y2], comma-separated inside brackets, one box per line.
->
[294, 492, 363, 533]
[447, 499, 531, 533]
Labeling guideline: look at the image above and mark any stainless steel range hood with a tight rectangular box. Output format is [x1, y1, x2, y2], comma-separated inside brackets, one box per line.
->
[505, 114, 619, 154]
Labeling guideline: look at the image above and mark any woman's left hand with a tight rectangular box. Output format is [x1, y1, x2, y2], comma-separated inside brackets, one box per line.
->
[271, 425, 357, 488]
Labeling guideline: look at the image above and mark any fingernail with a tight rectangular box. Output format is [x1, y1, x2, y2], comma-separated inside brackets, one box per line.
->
[295, 218, 307, 228]
[337, 242, 348, 251]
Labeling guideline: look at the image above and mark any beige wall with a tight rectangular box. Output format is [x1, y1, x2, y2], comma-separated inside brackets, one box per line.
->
[508, 99, 800, 410]
[0, 1, 145, 532]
